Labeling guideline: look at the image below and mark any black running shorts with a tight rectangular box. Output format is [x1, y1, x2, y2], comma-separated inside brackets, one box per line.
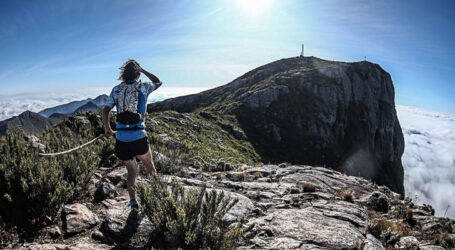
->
[115, 137, 149, 161]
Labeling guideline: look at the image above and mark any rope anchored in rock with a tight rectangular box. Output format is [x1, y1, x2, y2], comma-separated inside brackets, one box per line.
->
[39, 134, 105, 157]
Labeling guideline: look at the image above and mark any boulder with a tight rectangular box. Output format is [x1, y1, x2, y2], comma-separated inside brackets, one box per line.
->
[24, 243, 112, 250]
[25, 134, 46, 152]
[101, 198, 149, 239]
[94, 183, 117, 201]
[106, 167, 127, 185]
[62, 203, 99, 235]
[395, 236, 419, 250]
[221, 191, 255, 224]
[46, 225, 61, 239]
[363, 234, 385, 250]
[250, 208, 364, 249]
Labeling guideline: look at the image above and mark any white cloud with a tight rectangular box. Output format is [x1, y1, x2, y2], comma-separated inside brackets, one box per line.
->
[397, 105, 455, 219]
[0, 86, 208, 121]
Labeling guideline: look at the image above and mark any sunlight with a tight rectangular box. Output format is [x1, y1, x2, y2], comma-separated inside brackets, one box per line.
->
[234, 0, 274, 17]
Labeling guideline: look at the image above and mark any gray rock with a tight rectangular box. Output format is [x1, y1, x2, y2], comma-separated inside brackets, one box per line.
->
[75, 116, 90, 124]
[21, 243, 67, 250]
[299, 244, 331, 249]
[367, 191, 390, 213]
[101, 198, 149, 239]
[219, 190, 255, 224]
[314, 200, 367, 228]
[23, 242, 112, 249]
[46, 225, 61, 239]
[106, 167, 127, 185]
[242, 85, 290, 109]
[419, 245, 445, 250]
[25, 134, 46, 152]
[395, 236, 419, 250]
[363, 234, 385, 250]
[94, 183, 117, 201]
[63, 203, 99, 235]
[250, 208, 364, 249]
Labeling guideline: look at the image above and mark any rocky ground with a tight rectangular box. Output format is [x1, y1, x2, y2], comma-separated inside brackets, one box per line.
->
[8, 159, 454, 249]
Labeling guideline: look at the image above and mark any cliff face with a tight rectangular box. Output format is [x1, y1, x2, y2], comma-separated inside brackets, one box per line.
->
[148, 56, 405, 194]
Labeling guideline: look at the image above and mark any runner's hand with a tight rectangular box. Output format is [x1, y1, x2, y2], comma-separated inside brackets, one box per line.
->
[105, 128, 116, 137]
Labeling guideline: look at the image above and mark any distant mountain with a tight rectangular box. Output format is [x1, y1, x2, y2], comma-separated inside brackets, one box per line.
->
[0, 95, 108, 136]
[74, 101, 99, 114]
[38, 94, 109, 117]
[0, 111, 67, 136]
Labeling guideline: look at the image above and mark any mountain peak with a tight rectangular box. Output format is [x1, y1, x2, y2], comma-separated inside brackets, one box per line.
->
[148, 56, 404, 193]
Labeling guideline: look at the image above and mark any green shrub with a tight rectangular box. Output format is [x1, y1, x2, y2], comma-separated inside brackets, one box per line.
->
[432, 232, 455, 248]
[146, 111, 260, 172]
[368, 218, 406, 239]
[0, 118, 100, 232]
[137, 175, 253, 249]
[300, 182, 316, 192]
[404, 208, 416, 227]
[150, 141, 189, 176]
[340, 189, 355, 203]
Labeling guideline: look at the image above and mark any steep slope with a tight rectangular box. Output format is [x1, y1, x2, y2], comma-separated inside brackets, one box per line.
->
[0, 111, 66, 136]
[148, 56, 405, 193]
[38, 94, 108, 118]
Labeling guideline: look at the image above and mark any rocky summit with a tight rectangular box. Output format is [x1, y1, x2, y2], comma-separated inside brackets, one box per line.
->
[148, 56, 405, 194]
[15, 162, 454, 249]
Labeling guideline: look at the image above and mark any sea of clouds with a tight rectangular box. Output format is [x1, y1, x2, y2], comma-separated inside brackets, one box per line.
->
[0, 89, 453, 219]
[396, 105, 455, 219]
[0, 86, 208, 121]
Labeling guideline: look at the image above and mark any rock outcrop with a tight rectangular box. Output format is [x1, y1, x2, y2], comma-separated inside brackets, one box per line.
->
[148, 56, 405, 193]
[13, 164, 454, 249]
[62, 204, 99, 235]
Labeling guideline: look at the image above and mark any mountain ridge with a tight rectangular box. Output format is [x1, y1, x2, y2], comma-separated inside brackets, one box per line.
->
[0, 95, 109, 137]
[38, 94, 109, 118]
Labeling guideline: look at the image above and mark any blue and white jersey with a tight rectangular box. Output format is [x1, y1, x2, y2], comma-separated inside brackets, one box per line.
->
[106, 80, 158, 142]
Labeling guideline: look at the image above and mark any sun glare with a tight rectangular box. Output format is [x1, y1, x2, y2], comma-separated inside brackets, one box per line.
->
[234, 0, 274, 17]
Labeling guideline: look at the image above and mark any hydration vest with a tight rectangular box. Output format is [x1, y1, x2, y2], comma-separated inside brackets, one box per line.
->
[116, 81, 145, 130]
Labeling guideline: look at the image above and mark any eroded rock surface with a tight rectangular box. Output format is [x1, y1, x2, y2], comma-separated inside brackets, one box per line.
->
[12, 164, 454, 249]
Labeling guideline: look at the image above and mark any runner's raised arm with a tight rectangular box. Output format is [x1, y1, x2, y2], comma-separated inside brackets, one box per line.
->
[140, 68, 162, 89]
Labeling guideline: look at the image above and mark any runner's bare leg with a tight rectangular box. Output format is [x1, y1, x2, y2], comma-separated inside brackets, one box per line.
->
[124, 159, 138, 200]
[136, 147, 156, 177]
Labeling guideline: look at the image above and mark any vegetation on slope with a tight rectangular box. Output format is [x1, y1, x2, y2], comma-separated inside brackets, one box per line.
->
[0, 114, 112, 236]
[137, 175, 253, 249]
[145, 110, 260, 171]
[0, 110, 256, 245]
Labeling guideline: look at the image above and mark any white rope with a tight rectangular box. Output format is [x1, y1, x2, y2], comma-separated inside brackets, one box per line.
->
[39, 134, 105, 157]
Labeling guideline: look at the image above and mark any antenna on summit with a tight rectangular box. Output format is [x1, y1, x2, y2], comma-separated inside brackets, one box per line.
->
[300, 44, 304, 57]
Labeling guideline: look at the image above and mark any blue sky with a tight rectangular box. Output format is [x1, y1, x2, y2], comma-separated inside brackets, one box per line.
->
[1, 0, 454, 113]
